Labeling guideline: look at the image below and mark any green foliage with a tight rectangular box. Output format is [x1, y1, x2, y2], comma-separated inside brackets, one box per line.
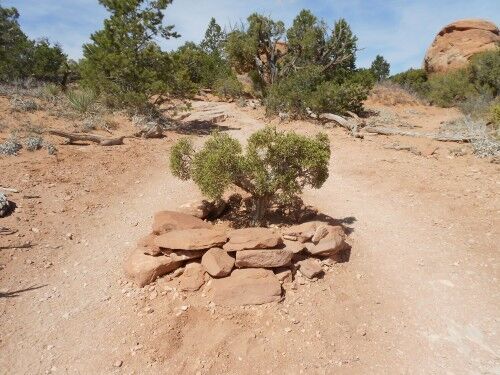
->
[213, 75, 244, 98]
[469, 49, 500, 97]
[308, 80, 370, 115]
[490, 101, 500, 128]
[170, 127, 330, 222]
[426, 69, 475, 107]
[0, 5, 67, 82]
[81, 0, 179, 110]
[200, 17, 226, 56]
[66, 88, 97, 114]
[370, 55, 390, 82]
[390, 68, 428, 95]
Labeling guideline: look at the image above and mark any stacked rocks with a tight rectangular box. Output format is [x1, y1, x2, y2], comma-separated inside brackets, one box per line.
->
[124, 211, 348, 305]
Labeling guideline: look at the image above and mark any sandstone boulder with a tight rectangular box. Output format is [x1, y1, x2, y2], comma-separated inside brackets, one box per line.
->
[282, 221, 324, 243]
[178, 262, 206, 292]
[274, 267, 293, 283]
[137, 233, 162, 256]
[283, 240, 306, 254]
[235, 249, 293, 268]
[223, 227, 282, 251]
[167, 250, 205, 261]
[306, 226, 346, 256]
[179, 199, 227, 220]
[424, 19, 500, 74]
[211, 268, 282, 305]
[152, 211, 211, 235]
[155, 228, 227, 251]
[124, 247, 181, 287]
[296, 258, 323, 279]
[201, 248, 235, 277]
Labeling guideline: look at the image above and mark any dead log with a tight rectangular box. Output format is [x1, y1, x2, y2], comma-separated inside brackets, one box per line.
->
[134, 124, 164, 139]
[319, 113, 364, 138]
[363, 126, 475, 142]
[48, 130, 125, 146]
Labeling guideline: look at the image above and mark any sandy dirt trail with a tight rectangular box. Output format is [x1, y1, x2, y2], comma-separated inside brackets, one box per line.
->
[1, 101, 499, 374]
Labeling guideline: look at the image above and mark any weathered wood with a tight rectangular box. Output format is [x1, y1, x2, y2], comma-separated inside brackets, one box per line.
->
[319, 113, 364, 138]
[0, 187, 19, 193]
[48, 130, 125, 146]
[363, 126, 474, 142]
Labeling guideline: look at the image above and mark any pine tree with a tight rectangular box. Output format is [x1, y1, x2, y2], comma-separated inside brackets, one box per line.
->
[370, 55, 390, 82]
[81, 0, 179, 109]
[200, 17, 225, 56]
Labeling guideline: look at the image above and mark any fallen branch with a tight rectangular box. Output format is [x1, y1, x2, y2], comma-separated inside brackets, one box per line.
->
[363, 126, 475, 142]
[134, 124, 164, 139]
[0, 187, 19, 193]
[48, 130, 125, 146]
[0, 227, 17, 235]
[319, 113, 364, 138]
[0, 243, 33, 250]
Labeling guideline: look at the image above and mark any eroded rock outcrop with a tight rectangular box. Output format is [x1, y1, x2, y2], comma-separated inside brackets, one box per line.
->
[424, 19, 499, 74]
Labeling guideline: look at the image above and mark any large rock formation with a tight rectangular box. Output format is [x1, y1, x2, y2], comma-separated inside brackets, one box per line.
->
[424, 19, 499, 74]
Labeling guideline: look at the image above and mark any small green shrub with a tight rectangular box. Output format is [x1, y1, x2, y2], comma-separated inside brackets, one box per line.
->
[42, 83, 60, 99]
[213, 75, 244, 99]
[470, 49, 500, 97]
[170, 127, 330, 223]
[308, 80, 370, 115]
[426, 69, 475, 107]
[66, 88, 97, 114]
[391, 68, 428, 96]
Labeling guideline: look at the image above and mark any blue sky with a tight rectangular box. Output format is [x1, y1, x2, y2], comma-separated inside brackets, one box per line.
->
[4, 0, 499, 74]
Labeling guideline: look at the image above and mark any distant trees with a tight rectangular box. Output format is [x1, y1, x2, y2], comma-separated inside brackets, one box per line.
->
[370, 55, 390, 82]
[0, 5, 67, 82]
[224, 9, 372, 116]
[81, 0, 180, 110]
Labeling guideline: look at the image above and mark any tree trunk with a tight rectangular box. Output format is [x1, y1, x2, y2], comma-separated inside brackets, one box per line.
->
[252, 195, 270, 226]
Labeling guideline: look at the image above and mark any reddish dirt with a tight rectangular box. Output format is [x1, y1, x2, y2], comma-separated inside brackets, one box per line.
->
[0, 97, 499, 374]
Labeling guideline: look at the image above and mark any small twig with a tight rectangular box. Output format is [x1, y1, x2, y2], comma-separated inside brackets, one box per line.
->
[22, 195, 41, 199]
[0, 243, 34, 250]
[0, 187, 19, 193]
[0, 227, 17, 235]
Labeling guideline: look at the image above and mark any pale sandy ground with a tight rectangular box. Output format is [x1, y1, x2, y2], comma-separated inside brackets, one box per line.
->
[0, 100, 499, 374]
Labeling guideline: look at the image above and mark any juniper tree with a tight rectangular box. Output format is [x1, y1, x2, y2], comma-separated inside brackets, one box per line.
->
[170, 127, 330, 224]
[200, 18, 226, 56]
[370, 55, 390, 82]
[81, 0, 179, 109]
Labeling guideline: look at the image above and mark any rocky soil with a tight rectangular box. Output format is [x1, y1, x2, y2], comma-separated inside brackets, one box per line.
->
[0, 98, 499, 374]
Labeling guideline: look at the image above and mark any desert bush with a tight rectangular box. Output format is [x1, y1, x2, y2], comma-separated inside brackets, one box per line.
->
[458, 92, 494, 118]
[426, 69, 475, 107]
[308, 80, 370, 115]
[66, 89, 97, 114]
[390, 68, 428, 96]
[0, 137, 22, 155]
[10, 96, 38, 112]
[369, 81, 422, 106]
[442, 117, 499, 157]
[170, 127, 330, 223]
[213, 75, 244, 99]
[469, 49, 500, 97]
[24, 135, 44, 151]
[42, 83, 60, 99]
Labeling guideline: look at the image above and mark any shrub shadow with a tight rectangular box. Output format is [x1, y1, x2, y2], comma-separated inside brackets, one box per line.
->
[175, 120, 241, 136]
[0, 284, 47, 299]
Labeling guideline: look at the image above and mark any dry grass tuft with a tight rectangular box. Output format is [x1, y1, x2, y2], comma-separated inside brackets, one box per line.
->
[369, 82, 423, 106]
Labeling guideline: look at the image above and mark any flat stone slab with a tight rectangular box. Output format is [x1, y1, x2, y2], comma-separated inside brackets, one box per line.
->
[223, 227, 282, 251]
[235, 249, 293, 268]
[155, 228, 227, 251]
[124, 247, 182, 287]
[211, 268, 282, 306]
[152, 211, 211, 235]
[202, 248, 235, 277]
